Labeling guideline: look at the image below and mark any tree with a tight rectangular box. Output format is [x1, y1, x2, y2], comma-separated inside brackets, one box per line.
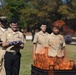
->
[20, 0, 62, 31]
[0, 0, 76, 32]
[58, 0, 76, 19]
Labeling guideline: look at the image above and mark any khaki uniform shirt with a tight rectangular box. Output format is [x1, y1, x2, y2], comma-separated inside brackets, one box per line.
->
[48, 33, 65, 57]
[0, 27, 6, 57]
[33, 31, 49, 54]
[1, 28, 24, 52]
[0, 27, 6, 75]
[0, 27, 6, 49]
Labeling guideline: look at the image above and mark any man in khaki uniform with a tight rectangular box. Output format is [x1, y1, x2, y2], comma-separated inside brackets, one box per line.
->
[2, 17, 24, 75]
[33, 22, 55, 70]
[0, 17, 7, 75]
[33, 23, 49, 55]
[48, 25, 66, 57]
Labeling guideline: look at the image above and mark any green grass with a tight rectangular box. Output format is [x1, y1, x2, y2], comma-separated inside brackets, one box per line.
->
[20, 41, 33, 75]
[66, 45, 76, 61]
[19, 41, 76, 75]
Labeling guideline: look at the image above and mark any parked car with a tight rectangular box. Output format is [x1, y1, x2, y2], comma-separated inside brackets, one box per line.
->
[64, 35, 72, 44]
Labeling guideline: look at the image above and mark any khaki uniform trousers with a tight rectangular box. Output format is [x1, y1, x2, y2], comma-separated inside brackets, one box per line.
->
[0, 49, 6, 75]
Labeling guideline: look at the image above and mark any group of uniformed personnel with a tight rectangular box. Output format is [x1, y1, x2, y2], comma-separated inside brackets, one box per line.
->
[0, 16, 25, 75]
[33, 21, 66, 64]
[0, 16, 66, 74]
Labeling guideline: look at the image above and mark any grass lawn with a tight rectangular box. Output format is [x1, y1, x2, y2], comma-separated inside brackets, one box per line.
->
[20, 41, 76, 75]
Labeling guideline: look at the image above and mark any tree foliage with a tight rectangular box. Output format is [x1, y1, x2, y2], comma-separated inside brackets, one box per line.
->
[0, 0, 76, 31]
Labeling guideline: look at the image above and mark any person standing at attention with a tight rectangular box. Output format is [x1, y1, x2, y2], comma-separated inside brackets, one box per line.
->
[33, 21, 49, 69]
[48, 23, 66, 63]
[0, 16, 7, 75]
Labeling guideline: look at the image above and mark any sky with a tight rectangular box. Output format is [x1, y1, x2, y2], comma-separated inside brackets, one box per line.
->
[0, 0, 2, 6]
[62, 0, 67, 4]
[0, 1, 1, 5]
